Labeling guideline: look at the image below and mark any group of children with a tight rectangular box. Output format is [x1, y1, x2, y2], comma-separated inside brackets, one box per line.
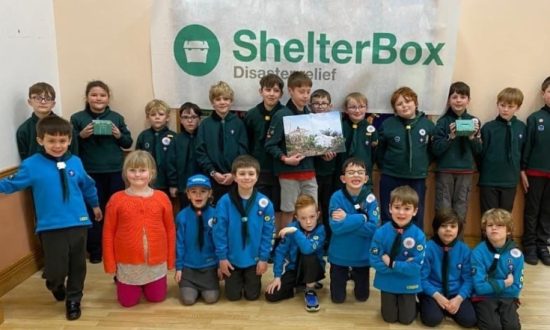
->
[0, 73, 548, 329]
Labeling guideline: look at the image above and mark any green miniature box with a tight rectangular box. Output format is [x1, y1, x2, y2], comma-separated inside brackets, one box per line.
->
[93, 120, 112, 135]
[455, 119, 475, 137]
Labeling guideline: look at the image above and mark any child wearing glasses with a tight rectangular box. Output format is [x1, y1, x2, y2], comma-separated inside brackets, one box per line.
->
[328, 157, 379, 303]
[168, 102, 203, 209]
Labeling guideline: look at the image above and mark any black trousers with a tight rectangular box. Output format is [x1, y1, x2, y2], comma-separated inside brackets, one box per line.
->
[40, 226, 88, 302]
[380, 291, 417, 324]
[474, 298, 521, 330]
[522, 176, 550, 251]
[224, 265, 261, 301]
[330, 263, 370, 303]
[87, 171, 124, 259]
[264, 254, 324, 302]
[479, 186, 516, 215]
[418, 293, 477, 328]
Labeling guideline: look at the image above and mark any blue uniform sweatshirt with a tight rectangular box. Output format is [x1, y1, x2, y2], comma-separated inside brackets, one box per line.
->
[175, 205, 218, 270]
[421, 239, 473, 299]
[471, 240, 524, 299]
[328, 187, 379, 267]
[370, 221, 426, 294]
[273, 221, 326, 278]
[213, 191, 275, 268]
[0, 153, 98, 233]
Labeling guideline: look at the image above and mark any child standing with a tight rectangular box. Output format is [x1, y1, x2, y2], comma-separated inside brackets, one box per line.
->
[70, 80, 133, 263]
[521, 76, 550, 266]
[265, 71, 317, 232]
[265, 194, 325, 312]
[195, 81, 248, 203]
[328, 158, 379, 303]
[471, 209, 524, 330]
[244, 74, 284, 210]
[376, 87, 435, 229]
[136, 99, 176, 193]
[478, 88, 526, 214]
[1, 116, 101, 320]
[102, 150, 175, 307]
[432, 82, 482, 224]
[310, 89, 337, 249]
[175, 174, 219, 305]
[369, 185, 426, 325]
[419, 209, 477, 328]
[168, 102, 202, 209]
[17, 82, 77, 159]
[213, 155, 275, 301]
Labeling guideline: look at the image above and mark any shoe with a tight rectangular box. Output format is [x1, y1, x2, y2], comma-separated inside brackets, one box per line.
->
[314, 282, 323, 289]
[65, 301, 81, 321]
[89, 256, 102, 264]
[304, 290, 320, 312]
[52, 286, 66, 301]
[525, 253, 539, 265]
[538, 248, 550, 266]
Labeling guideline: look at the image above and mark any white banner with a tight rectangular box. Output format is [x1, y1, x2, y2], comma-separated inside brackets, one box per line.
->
[151, 0, 460, 114]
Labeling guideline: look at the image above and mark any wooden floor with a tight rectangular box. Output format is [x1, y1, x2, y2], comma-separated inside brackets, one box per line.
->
[1, 261, 550, 329]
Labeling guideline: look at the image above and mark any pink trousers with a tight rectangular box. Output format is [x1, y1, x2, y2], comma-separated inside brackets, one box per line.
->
[116, 276, 167, 307]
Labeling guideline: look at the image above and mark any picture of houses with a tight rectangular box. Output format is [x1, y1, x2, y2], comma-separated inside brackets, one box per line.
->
[283, 111, 346, 157]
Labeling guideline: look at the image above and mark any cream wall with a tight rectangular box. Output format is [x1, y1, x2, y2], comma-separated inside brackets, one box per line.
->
[54, 0, 550, 132]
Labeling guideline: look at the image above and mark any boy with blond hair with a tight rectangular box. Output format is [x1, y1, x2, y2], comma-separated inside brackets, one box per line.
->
[196, 81, 248, 202]
[136, 99, 176, 192]
[478, 88, 526, 214]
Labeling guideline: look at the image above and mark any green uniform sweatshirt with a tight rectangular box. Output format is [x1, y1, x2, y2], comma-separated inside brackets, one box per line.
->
[136, 126, 176, 189]
[522, 105, 550, 172]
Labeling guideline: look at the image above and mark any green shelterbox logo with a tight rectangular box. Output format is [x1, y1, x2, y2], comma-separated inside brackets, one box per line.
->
[173, 24, 220, 76]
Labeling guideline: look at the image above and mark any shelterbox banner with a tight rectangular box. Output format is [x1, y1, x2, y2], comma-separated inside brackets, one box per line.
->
[151, 0, 460, 114]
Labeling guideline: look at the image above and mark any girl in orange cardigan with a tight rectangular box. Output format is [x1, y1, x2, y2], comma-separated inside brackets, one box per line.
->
[103, 150, 176, 307]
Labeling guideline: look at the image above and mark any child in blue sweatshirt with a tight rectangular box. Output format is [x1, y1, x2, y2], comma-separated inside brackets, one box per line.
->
[328, 157, 379, 303]
[471, 208, 524, 330]
[213, 155, 275, 301]
[265, 194, 325, 312]
[419, 209, 476, 328]
[175, 174, 219, 305]
[370, 185, 426, 325]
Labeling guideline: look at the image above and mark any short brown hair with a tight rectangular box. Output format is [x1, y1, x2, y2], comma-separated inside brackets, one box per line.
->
[260, 74, 284, 90]
[390, 87, 418, 111]
[288, 71, 312, 89]
[390, 185, 419, 208]
[294, 194, 317, 212]
[122, 150, 157, 186]
[209, 81, 234, 102]
[541, 76, 550, 92]
[145, 99, 171, 117]
[29, 82, 56, 100]
[36, 116, 72, 139]
[432, 208, 463, 236]
[481, 208, 514, 236]
[341, 157, 367, 174]
[448, 81, 470, 98]
[344, 92, 368, 110]
[231, 154, 260, 175]
[497, 87, 523, 107]
[311, 89, 331, 103]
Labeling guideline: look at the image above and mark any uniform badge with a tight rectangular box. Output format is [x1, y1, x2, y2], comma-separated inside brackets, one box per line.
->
[258, 210, 263, 216]
[394, 136, 401, 143]
[416, 244, 424, 251]
[519, 133, 523, 139]
[366, 193, 376, 203]
[471, 267, 476, 275]
[510, 248, 522, 258]
[403, 237, 415, 249]
[367, 125, 376, 133]
[313, 235, 319, 240]
[365, 141, 369, 146]
[259, 198, 269, 208]
[457, 263, 462, 270]
[208, 218, 215, 227]
[373, 210, 378, 216]
[144, 142, 150, 149]
[539, 118, 544, 123]
[230, 129, 235, 135]
[538, 124, 545, 131]
[508, 264, 514, 272]
[419, 129, 426, 136]
[162, 136, 172, 146]
[370, 247, 379, 255]
[68, 170, 75, 177]
[264, 215, 271, 222]
[211, 217, 217, 225]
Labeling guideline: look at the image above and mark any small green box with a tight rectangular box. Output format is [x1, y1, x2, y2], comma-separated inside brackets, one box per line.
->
[455, 119, 475, 137]
[93, 120, 112, 135]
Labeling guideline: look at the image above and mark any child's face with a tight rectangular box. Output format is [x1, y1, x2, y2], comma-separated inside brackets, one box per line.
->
[484, 220, 509, 246]
[86, 87, 110, 113]
[180, 110, 200, 134]
[448, 92, 470, 114]
[288, 86, 312, 110]
[394, 95, 417, 119]
[389, 200, 418, 227]
[186, 186, 211, 209]
[211, 95, 232, 117]
[259, 85, 282, 109]
[345, 98, 367, 122]
[340, 164, 368, 191]
[497, 101, 520, 121]
[36, 133, 71, 158]
[233, 166, 258, 191]
[148, 110, 169, 131]
[310, 96, 332, 113]
[542, 86, 550, 106]
[437, 222, 459, 245]
[295, 204, 319, 232]
[126, 167, 152, 189]
[28, 93, 55, 117]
